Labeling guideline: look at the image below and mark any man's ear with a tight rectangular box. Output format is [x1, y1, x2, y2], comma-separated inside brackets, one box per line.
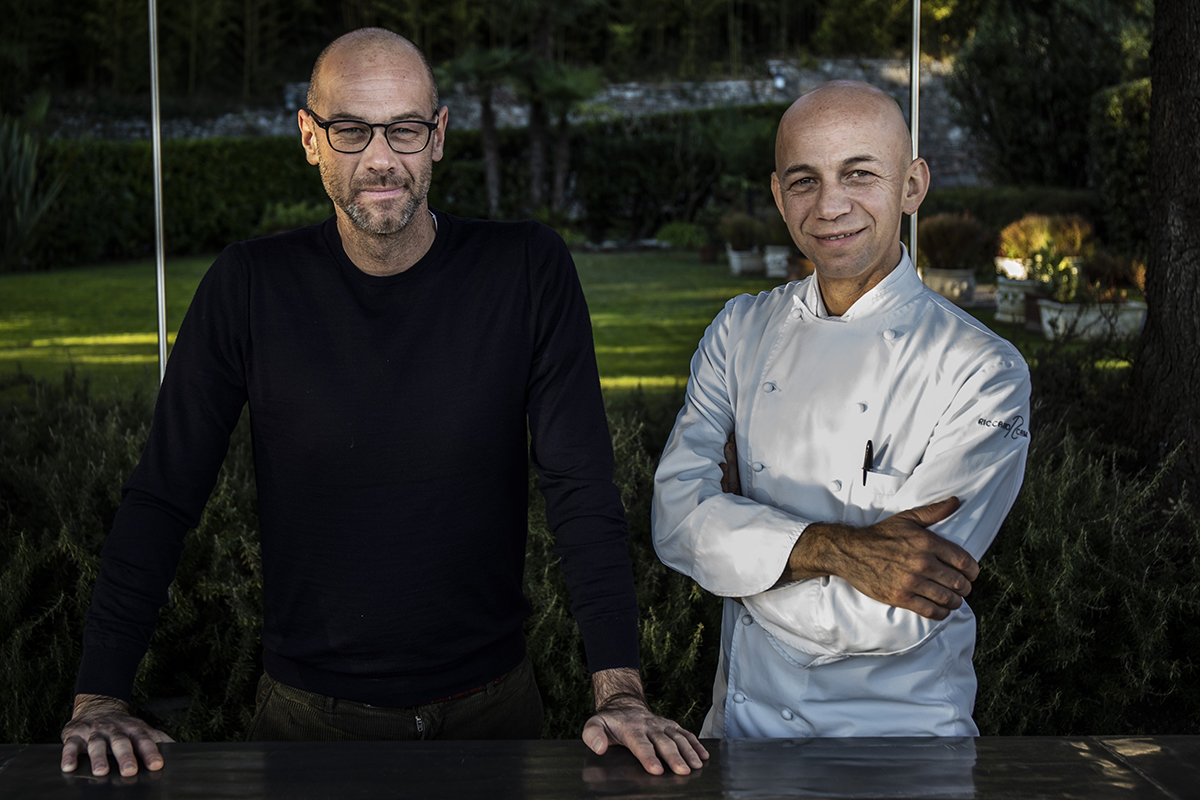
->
[770, 171, 785, 215]
[902, 157, 930, 216]
[299, 110, 321, 167]
[430, 106, 449, 163]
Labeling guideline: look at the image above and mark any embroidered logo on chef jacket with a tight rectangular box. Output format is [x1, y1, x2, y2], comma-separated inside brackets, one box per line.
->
[976, 415, 1029, 440]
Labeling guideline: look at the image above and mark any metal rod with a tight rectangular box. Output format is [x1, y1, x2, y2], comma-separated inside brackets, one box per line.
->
[149, 0, 168, 384]
[909, 0, 921, 267]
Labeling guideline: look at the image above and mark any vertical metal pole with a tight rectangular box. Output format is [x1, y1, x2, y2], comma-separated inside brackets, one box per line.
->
[909, 0, 921, 268]
[149, 0, 168, 384]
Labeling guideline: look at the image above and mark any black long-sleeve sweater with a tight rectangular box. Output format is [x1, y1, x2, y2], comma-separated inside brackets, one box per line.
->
[76, 212, 640, 706]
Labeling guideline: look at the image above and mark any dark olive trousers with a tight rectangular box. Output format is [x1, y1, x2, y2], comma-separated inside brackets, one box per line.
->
[246, 655, 544, 741]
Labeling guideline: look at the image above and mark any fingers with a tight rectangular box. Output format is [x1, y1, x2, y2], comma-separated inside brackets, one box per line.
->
[584, 711, 708, 776]
[108, 733, 141, 777]
[60, 738, 83, 773]
[60, 708, 170, 776]
[134, 736, 166, 771]
[581, 717, 610, 756]
[624, 731, 666, 775]
[897, 496, 960, 527]
[87, 734, 114, 776]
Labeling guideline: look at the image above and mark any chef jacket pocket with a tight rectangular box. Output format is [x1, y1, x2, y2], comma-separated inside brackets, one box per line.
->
[850, 470, 908, 513]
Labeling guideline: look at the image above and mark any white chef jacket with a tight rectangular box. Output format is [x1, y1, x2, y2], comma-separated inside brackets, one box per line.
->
[652, 247, 1031, 738]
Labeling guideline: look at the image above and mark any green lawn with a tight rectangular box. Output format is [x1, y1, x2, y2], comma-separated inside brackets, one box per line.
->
[1, 250, 1054, 398]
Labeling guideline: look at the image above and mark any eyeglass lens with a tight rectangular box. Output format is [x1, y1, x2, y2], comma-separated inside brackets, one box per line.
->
[327, 120, 431, 153]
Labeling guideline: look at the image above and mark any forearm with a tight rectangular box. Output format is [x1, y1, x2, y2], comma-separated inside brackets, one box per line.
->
[72, 694, 130, 717]
[776, 521, 846, 585]
[591, 667, 648, 711]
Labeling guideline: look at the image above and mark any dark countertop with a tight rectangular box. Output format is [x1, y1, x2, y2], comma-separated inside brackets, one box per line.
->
[1, 736, 1196, 799]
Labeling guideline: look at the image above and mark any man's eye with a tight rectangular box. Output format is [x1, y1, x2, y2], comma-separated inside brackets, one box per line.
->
[388, 125, 423, 139]
[331, 124, 369, 138]
[848, 170, 874, 179]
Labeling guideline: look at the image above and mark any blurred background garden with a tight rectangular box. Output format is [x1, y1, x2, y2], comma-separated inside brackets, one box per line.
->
[3, 0, 1198, 746]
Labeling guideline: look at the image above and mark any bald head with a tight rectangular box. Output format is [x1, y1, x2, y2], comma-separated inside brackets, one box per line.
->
[307, 28, 438, 114]
[769, 79, 929, 313]
[776, 81, 912, 174]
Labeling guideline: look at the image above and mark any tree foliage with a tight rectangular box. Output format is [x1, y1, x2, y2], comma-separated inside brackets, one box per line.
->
[949, 0, 1152, 187]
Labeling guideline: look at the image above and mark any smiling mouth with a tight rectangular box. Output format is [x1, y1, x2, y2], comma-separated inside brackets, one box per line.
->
[818, 230, 863, 241]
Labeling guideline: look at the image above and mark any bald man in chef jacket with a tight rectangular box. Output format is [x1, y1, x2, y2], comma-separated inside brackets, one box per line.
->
[652, 81, 1031, 738]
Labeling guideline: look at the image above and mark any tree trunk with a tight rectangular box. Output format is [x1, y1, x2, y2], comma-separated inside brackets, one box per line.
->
[1130, 0, 1200, 490]
[480, 87, 502, 219]
[551, 112, 570, 213]
[528, 98, 548, 210]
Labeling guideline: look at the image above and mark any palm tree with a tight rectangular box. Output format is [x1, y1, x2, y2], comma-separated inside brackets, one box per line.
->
[440, 47, 518, 219]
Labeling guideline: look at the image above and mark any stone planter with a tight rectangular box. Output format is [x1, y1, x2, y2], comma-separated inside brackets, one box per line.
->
[726, 245, 765, 276]
[922, 268, 976, 305]
[995, 277, 1036, 324]
[764, 245, 791, 278]
[1036, 299, 1148, 341]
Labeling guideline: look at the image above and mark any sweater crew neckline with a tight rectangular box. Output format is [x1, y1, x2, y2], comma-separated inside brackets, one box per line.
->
[322, 209, 450, 287]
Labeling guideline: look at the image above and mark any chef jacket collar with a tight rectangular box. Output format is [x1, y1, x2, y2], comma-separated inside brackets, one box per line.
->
[800, 244, 922, 322]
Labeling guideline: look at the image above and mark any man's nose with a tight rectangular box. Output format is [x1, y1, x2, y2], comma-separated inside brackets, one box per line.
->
[814, 183, 852, 220]
[361, 130, 399, 172]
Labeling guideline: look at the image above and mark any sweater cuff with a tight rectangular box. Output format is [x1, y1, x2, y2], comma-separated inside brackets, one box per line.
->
[580, 612, 641, 674]
[75, 646, 144, 703]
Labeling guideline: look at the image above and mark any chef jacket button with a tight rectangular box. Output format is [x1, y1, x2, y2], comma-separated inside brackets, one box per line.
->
[857, 402, 868, 413]
[733, 692, 747, 704]
[883, 329, 897, 340]
[762, 381, 777, 393]
[741, 614, 753, 626]
[752, 462, 765, 472]
[830, 479, 842, 491]
[781, 708, 794, 721]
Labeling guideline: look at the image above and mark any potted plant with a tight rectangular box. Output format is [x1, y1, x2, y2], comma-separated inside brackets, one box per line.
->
[762, 214, 795, 279]
[994, 214, 1051, 323]
[994, 214, 1094, 328]
[916, 213, 988, 305]
[1035, 250, 1147, 341]
[718, 212, 766, 275]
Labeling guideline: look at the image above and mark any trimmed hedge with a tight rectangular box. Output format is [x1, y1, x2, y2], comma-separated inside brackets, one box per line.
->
[34, 105, 788, 269]
[3, 348, 1199, 744]
[921, 186, 1102, 245]
[1088, 79, 1151, 258]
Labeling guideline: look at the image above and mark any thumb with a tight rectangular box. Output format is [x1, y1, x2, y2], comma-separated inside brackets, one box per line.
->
[581, 717, 609, 755]
[900, 496, 960, 527]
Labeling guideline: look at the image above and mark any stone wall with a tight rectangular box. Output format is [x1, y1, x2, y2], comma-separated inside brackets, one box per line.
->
[50, 58, 983, 188]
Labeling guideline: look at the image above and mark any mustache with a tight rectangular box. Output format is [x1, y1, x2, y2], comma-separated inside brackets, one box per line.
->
[352, 175, 409, 193]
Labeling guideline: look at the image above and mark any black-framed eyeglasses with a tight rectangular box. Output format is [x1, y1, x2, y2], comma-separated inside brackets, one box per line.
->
[305, 109, 438, 154]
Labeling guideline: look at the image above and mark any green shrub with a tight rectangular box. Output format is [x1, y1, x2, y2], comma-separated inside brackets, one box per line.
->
[973, 422, 1200, 735]
[0, 370, 262, 743]
[37, 137, 329, 268]
[654, 222, 708, 250]
[997, 214, 1095, 260]
[1089, 79, 1151, 258]
[922, 186, 1101, 244]
[33, 104, 789, 267]
[916, 213, 989, 271]
[1, 94, 68, 271]
[717, 212, 765, 251]
[948, 0, 1150, 187]
[254, 200, 332, 237]
[4, 349, 1196, 744]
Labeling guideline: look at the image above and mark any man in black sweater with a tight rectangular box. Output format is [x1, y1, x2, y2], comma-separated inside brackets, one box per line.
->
[60, 27, 707, 778]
